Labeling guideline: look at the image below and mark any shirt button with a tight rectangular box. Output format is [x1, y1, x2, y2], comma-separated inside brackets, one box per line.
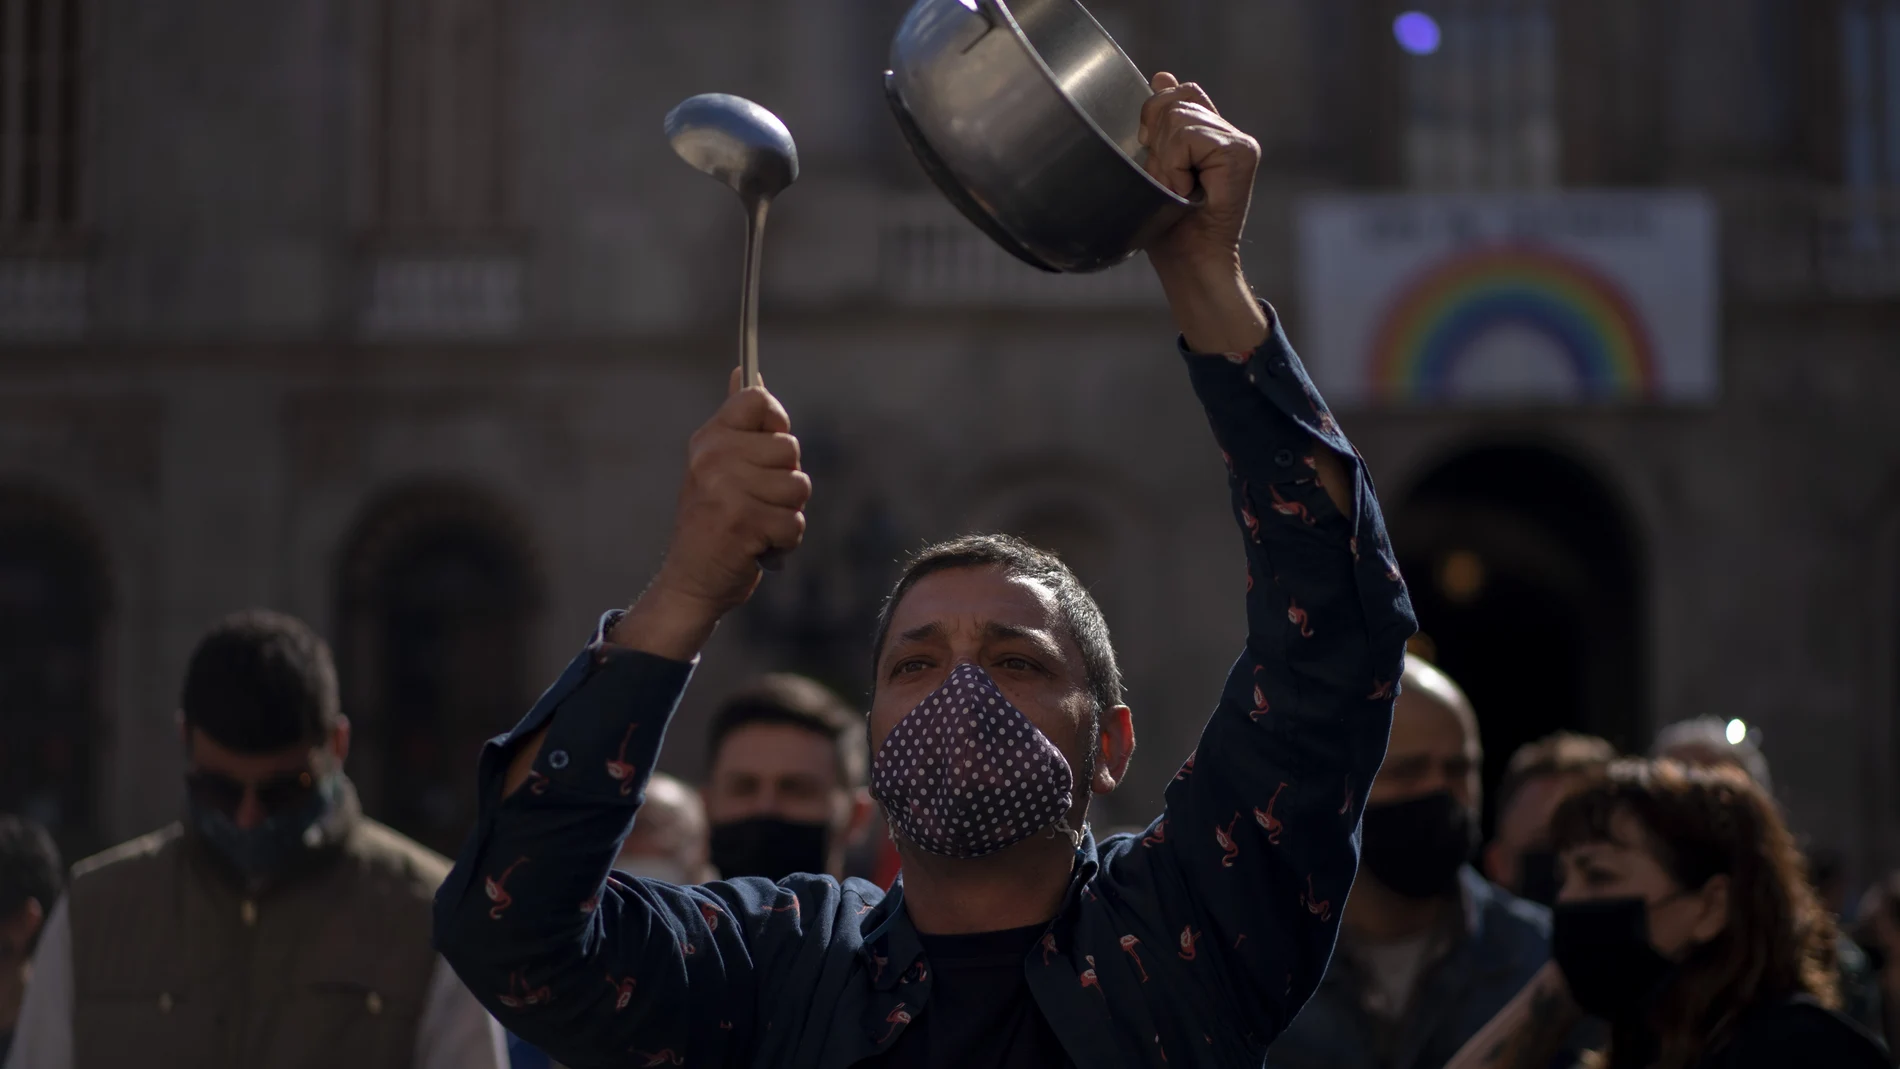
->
[1274, 449, 1295, 467]
[548, 750, 570, 770]
[1271, 357, 1289, 376]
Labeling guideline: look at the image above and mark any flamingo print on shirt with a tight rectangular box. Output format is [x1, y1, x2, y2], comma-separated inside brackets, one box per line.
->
[879, 1003, 911, 1044]
[1216, 814, 1241, 868]
[1080, 955, 1105, 997]
[605, 973, 636, 1011]
[486, 857, 529, 920]
[1141, 820, 1168, 847]
[699, 902, 723, 931]
[1178, 925, 1203, 961]
[606, 723, 641, 796]
[1287, 599, 1315, 639]
[1253, 782, 1288, 845]
[1268, 483, 1316, 525]
[497, 970, 553, 1010]
[1040, 931, 1059, 965]
[1120, 935, 1150, 982]
[1251, 668, 1271, 722]
[1302, 874, 1332, 922]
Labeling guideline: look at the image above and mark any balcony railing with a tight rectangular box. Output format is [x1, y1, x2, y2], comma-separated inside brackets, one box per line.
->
[874, 194, 1166, 309]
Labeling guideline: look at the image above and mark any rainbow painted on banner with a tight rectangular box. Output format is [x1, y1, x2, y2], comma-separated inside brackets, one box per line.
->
[1367, 246, 1659, 402]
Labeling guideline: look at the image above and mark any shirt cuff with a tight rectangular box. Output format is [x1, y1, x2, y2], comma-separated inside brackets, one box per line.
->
[481, 610, 696, 807]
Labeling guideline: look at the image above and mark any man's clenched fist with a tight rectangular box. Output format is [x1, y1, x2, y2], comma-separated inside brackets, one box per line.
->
[609, 371, 811, 661]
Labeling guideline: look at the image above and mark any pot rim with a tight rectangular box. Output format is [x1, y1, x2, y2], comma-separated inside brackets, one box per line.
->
[977, 0, 1196, 210]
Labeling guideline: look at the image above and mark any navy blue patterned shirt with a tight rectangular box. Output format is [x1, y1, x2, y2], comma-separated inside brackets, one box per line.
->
[434, 312, 1418, 1069]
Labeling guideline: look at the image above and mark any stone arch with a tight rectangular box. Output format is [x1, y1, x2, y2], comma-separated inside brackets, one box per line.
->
[0, 484, 108, 855]
[1390, 440, 1646, 830]
[335, 480, 538, 855]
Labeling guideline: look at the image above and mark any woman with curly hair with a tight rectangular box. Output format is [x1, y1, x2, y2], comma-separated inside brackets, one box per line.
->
[1444, 759, 1887, 1069]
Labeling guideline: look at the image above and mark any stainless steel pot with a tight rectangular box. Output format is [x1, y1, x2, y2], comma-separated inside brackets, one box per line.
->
[886, 0, 1195, 274]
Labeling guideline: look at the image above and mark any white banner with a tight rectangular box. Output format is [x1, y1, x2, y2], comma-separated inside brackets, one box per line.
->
[1295, 193, 1718, 406]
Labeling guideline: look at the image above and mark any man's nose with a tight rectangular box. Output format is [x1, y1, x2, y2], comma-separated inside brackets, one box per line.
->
[232, 788, 267, 830]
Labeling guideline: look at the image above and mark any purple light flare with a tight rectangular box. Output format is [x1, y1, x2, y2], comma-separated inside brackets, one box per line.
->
[1394, 12, 1443, 56]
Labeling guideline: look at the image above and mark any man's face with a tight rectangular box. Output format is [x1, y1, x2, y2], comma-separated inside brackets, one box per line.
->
[183, 724, 345, 831]
[1368, 688, 1481, 810]
[705, 724, 849, 830]
[870, 565, 1128, 840]
[1484, 771, 1583, 892]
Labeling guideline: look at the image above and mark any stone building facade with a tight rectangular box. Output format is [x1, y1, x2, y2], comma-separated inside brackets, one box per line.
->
[0, 0, 1895, 888]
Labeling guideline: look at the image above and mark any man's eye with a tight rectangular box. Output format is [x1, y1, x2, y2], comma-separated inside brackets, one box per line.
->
[998, 656, 1039, 672]
[892, 658, 930, 676]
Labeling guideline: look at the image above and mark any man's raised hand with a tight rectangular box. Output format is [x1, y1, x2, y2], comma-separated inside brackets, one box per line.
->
[608, 370, 811, 661]
[1138, 73, 1270, 356]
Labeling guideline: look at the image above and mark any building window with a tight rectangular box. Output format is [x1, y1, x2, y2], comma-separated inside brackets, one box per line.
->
[1842, 0, 1900, 191]
[338, 488, 534, 855]
[362, 0, 519, 336]
[1403, 0, 1559, 190]
[0, 0, 81, 242]
[0, 490, 104, 857]
[374, 0, 508, 235]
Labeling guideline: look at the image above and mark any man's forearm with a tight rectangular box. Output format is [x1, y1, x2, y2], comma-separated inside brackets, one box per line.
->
[1155, 255, 1270, 356]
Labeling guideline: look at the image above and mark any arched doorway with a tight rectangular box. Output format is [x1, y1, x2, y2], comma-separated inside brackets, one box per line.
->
[1391, 444, 1644, 832]
[0, 488, 107, 858]
[337, 485, 536, 856]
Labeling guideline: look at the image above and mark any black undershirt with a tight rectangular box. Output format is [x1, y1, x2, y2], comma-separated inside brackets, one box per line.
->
[855, 923, 1078, 1069]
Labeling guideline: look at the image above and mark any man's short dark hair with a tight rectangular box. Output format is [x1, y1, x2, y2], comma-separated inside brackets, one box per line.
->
[871, 534, 1124, 716]
[1496, 731, 1618, 818]
[0, 815, 63, 949]
[181, 610, 340, 755]
[708, 674, 867, 790]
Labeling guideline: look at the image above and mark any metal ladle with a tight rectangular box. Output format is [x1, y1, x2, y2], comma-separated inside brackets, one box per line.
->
[664, 94, 800, 389]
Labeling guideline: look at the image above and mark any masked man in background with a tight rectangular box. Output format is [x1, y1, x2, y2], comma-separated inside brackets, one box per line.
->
[5, 610, 506, 1069]
[702, 674, 874, 881]
[1267, 656, 1583, 1069]
[434, 75, 1415, 1069]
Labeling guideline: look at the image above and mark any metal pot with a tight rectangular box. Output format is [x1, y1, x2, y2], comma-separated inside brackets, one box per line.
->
[885, 0, 1195, 274]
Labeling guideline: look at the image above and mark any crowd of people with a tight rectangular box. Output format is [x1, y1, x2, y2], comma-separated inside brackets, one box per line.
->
[0, 75, 1895, 1069]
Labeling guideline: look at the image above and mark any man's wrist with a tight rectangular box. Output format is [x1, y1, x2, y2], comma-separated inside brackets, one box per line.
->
[1154, 252, 1270, 354]
[605, 579, 724, 662]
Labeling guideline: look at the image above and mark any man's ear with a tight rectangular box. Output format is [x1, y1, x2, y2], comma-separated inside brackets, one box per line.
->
[1093, 705, 1136, 795]
[1688, 873, 1732, 945]
[329, 716, 352, 767]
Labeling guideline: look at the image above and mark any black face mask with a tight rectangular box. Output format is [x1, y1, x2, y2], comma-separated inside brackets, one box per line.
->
[709, 817, 831, 882]
[1360, 791, 1477, 899]
[1552, 897, 1680, 1023]
[1515, 848, 1562, 907]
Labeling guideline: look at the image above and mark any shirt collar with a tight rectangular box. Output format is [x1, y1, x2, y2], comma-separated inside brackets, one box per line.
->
[854, 830, 1102, 991]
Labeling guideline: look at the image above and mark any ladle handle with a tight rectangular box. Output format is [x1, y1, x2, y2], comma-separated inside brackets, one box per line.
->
[739, 195, 786, 571]
[740, 197, 769, 390]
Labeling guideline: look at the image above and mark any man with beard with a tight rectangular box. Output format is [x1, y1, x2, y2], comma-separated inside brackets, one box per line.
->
[1266, 656, 1579, 1069]
[5, 610, 506, 1069]
[434, 75, 1415, 1068]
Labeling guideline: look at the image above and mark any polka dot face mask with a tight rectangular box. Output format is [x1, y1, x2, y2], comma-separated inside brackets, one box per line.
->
[871, 663, 1076, 859]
